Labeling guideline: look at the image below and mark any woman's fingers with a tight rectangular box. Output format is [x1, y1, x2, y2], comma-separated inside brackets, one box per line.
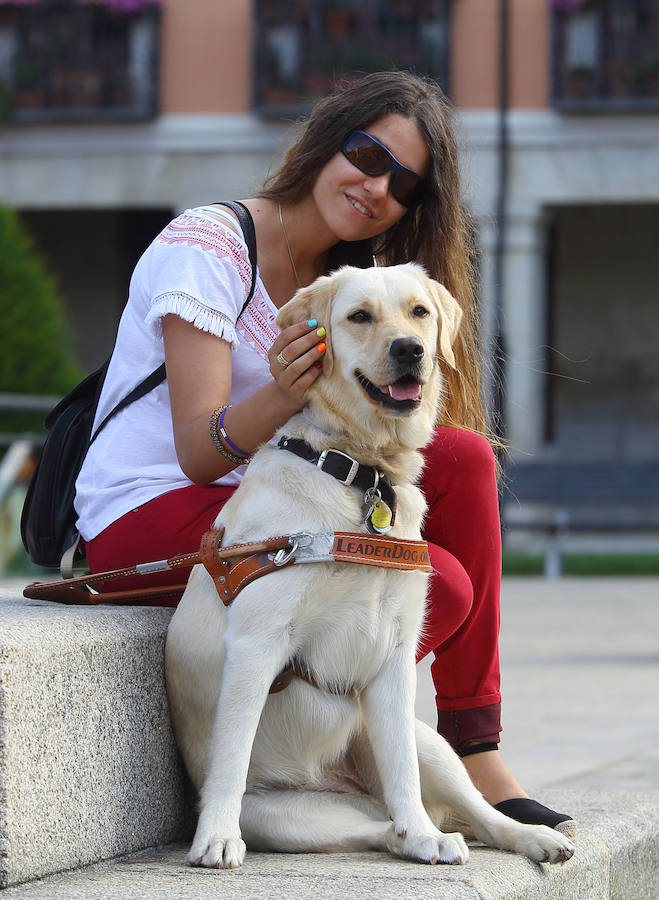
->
[281, 342, 325, 386]
[269, 320, 326, 403]
[269, 321, 326, 376]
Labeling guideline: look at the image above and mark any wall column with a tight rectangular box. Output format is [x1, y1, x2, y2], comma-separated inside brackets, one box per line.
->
[478, 207, 548, 457]
[503, 207, 548, 456]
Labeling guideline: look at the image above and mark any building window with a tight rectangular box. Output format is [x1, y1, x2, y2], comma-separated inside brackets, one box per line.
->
[254, 0, 450, 116]
[551, 0, 659, 111]
[0, 0, 160, 123]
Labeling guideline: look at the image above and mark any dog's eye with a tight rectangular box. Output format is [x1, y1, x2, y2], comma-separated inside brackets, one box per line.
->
[348, 310, 372, 323]
[413, 305, 429, 318]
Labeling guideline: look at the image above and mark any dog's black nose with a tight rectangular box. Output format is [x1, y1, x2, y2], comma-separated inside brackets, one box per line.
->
[389, 337, 424, 365]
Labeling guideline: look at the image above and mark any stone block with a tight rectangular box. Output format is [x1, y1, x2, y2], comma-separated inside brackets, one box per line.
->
[0, 596, 194, 888]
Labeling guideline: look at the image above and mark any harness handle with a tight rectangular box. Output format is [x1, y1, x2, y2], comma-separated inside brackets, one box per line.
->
[22, 529, 291, 605]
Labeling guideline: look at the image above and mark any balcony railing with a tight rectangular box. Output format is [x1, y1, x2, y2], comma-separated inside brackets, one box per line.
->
[253, 0, 450, 117]
[551, 0, 659, 111]
[0, 0, 160, 123]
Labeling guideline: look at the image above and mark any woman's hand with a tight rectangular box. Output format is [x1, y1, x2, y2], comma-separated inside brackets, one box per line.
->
[162, 314, 327, 485]
[268, 319, 326, 411]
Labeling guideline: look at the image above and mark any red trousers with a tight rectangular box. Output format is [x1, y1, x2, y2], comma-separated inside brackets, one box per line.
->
[86, 427, 502, 751]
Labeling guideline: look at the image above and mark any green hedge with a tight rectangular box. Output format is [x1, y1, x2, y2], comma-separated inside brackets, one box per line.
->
[0, 206, 82, 434]
[503, 551, 659, 576]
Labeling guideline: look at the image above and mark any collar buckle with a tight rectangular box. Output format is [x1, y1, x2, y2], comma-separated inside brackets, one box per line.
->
[317, 449, 360, 486]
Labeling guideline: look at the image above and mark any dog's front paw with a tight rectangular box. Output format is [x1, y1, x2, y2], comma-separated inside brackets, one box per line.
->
[512, 824, 575, 864]
[386, 823, 469, 865]
[187, 833, 246, 869]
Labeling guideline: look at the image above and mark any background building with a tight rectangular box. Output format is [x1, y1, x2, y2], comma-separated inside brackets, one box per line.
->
[1, 0, 658, 465]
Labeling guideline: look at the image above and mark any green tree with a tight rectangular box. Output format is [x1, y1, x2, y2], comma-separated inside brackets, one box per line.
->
[0, 205, 82, 434]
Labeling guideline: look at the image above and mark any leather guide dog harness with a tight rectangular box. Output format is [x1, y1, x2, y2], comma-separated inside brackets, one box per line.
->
[23, 529, 431, 607]
[23, 529, 431, 696]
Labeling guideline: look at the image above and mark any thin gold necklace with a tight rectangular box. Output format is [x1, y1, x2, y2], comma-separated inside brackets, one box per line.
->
[278, 204, 301, 289]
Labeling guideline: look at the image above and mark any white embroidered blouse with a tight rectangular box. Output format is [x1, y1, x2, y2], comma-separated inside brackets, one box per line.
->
[74, 206, 279, 541]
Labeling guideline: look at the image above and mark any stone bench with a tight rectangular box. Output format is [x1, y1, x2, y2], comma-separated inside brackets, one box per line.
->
[3, 794, 659, 899]
[0, 591, 194, 888]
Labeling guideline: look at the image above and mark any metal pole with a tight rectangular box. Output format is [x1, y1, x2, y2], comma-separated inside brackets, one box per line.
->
[492, 0, 510, 440]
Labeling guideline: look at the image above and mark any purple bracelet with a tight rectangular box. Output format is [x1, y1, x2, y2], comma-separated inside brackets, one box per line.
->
[218, 407, 252, 459]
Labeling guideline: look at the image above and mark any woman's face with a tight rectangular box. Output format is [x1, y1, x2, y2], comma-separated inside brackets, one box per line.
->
[312, 112, 430, 244]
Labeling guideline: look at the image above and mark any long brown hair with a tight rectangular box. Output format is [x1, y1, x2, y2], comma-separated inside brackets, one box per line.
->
[259, 71, 486, 436]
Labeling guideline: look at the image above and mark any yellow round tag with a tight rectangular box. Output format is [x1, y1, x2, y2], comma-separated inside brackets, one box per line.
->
[370, 501, 392, 530]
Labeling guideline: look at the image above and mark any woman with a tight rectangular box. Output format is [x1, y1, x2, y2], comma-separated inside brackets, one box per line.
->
[75, 71, 572, 833]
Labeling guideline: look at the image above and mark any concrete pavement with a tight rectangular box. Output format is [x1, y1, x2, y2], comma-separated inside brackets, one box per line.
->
[1, 575, 658, 898]
[417, 576, 659, 795]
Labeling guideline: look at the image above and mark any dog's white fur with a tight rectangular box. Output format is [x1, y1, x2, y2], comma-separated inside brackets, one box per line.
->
[165, 263, 574, 869]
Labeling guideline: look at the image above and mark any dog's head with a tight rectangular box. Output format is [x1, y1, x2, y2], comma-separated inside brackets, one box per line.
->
[276, 263, 462, 451]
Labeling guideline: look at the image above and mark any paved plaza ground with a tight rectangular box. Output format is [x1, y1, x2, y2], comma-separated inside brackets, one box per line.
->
[416, 575, 659, 795]
[2, 575, 658, 898]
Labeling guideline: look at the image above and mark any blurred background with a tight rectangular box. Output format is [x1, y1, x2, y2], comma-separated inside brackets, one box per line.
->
[0, 0, 658, 576]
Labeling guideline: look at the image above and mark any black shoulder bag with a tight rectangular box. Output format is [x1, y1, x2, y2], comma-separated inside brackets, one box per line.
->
[20, 200, 257, 574]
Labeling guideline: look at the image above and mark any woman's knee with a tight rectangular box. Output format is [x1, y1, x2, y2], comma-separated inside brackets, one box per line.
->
[431, 558, 474, 629]
[417, 546, 474, 661]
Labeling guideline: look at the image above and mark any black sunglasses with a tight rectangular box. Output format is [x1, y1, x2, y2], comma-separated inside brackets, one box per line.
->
[341, 130, 425, 208]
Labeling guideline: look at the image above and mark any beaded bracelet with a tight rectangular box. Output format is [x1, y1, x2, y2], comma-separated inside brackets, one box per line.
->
[209, 405, 251, 465]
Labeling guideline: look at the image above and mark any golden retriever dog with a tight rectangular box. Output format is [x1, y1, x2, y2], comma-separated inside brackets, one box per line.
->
[165, 263, 574, 870]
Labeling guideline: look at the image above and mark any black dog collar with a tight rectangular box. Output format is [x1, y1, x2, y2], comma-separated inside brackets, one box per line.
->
[278, 436, 397, 528]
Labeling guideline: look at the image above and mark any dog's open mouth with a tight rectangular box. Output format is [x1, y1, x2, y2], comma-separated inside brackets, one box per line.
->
[356, 371, 422, 412]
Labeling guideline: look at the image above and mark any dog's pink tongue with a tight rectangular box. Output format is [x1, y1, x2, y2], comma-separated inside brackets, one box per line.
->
[382, 381, 422, 401]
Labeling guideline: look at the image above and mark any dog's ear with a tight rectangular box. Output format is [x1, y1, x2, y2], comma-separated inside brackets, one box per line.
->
[276, 274, 337, 374]
[276, 274, 334, 329]
[425, 280, 463, 369]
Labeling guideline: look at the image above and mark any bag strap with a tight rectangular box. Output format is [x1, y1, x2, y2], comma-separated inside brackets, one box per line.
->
[89, 362, 166, 446]
[60, 533, 84, 581]
[213, 200, 258, 318]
